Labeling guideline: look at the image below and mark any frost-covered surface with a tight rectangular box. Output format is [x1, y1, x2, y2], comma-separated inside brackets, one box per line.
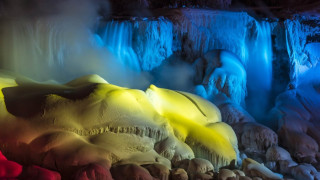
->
[100, 21, 141, 71]
[0, 74, 239, 179]
[97, 18, 173, 71]
[285, 15, 320, 85]
[99, 9, 273, 75]
[194, 50, 246, 105]
[170, 9, 253, 64]
[132, 18, 173, 71]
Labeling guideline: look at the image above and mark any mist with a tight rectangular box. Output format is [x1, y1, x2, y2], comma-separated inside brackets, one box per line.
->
[0, 0, 151, 88]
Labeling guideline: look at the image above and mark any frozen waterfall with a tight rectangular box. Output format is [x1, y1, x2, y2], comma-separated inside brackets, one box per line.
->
[247, 21, 273, 91]
[246, 21, 273, 122]
[100, 21, 141, 71]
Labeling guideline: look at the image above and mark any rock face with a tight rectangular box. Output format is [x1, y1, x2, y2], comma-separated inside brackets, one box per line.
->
[0, 151, 61, 180]
[233, 122, 278, 155]
[170, 168, 188, 180]
[0, 73, 238, 179]
[266, 146, 292, 162]
[187, 158, 214, 178]
[111, 164, 153, 180]
[270, 81, 320, 164]
[108, 0, 232, 13]
[213, 94, 278, 157]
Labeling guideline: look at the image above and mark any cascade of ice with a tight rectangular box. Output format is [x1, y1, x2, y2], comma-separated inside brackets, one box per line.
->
[101, 21, 141, 71]
[98, 18, 173, 71]
[173, 10, 251, 64]
[247, 21, 273, 91]
[246, 21, 273, 122]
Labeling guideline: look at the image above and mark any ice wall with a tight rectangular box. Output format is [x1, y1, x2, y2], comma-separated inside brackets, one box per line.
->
[100, 21, 141, 71]
[97, 9, 275, 110]
[97, 18, 173, 71]
[285, 15, 320, 86]
[247, 21, 273, 91]
[169, 9, 274, 109]
[171, 9, 253, 64]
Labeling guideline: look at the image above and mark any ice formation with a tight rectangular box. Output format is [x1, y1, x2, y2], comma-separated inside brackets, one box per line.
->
[194, 50, 247, 105]
[0, 73, 238, 178]
[98, 18, 173, 71]
[284, 15, 320, 84]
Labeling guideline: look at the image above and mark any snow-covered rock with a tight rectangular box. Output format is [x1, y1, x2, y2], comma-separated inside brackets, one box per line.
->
[0, 73, 239, 178]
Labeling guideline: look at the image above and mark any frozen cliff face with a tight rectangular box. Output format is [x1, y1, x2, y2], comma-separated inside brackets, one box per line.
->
[98, 17, 173, 71]
[285, 15, 320, 85]
[132, 18, 173, 71]
[170, 9, 253, 64]
[168, 9, 273, 111]
[101, 9, 274, 108]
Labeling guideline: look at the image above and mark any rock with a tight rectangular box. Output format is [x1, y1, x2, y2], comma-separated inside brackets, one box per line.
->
[111, 164, 153, 180]
[0, 151, 60, 180]
[206, 171, 214, 176]
[172, 142, 195, 165]
[266, 161, 277, 172]
[270, 83, 320, 165]
[239, 176, 252, 180]
[20, 165, 61, 180]
[234, 123, 278, 154]
[218, 102, 255, 125]
[252, 177, 263, 180]
[290, 164, 320, 180]
[0, 74, 239, 178]
[266, 146, 292, 162]
[242, 158, 281, 180]
[0, 151, 6, 160]
[154, 136, 177, 160]
[226, 177, 237, 180]
[233, 170, 245, 177]
[0, 156, 23, 178]
[278, 160, 298, 175]
[142, 163, 170, 180]
[218, 169, 236, 180]
[187, 158, 214, 178]
[193, 172, 213, 180]
[173, 159, 190, 171]
[74, 164, 112, 180]
[278, 128, 318, 164]
[170, 168, 188, 180]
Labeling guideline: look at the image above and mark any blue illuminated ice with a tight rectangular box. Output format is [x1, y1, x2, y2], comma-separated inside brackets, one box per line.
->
[194, 50, 246, 105]
[98, 18, 173, 71]
[101, 21, 141, 71]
